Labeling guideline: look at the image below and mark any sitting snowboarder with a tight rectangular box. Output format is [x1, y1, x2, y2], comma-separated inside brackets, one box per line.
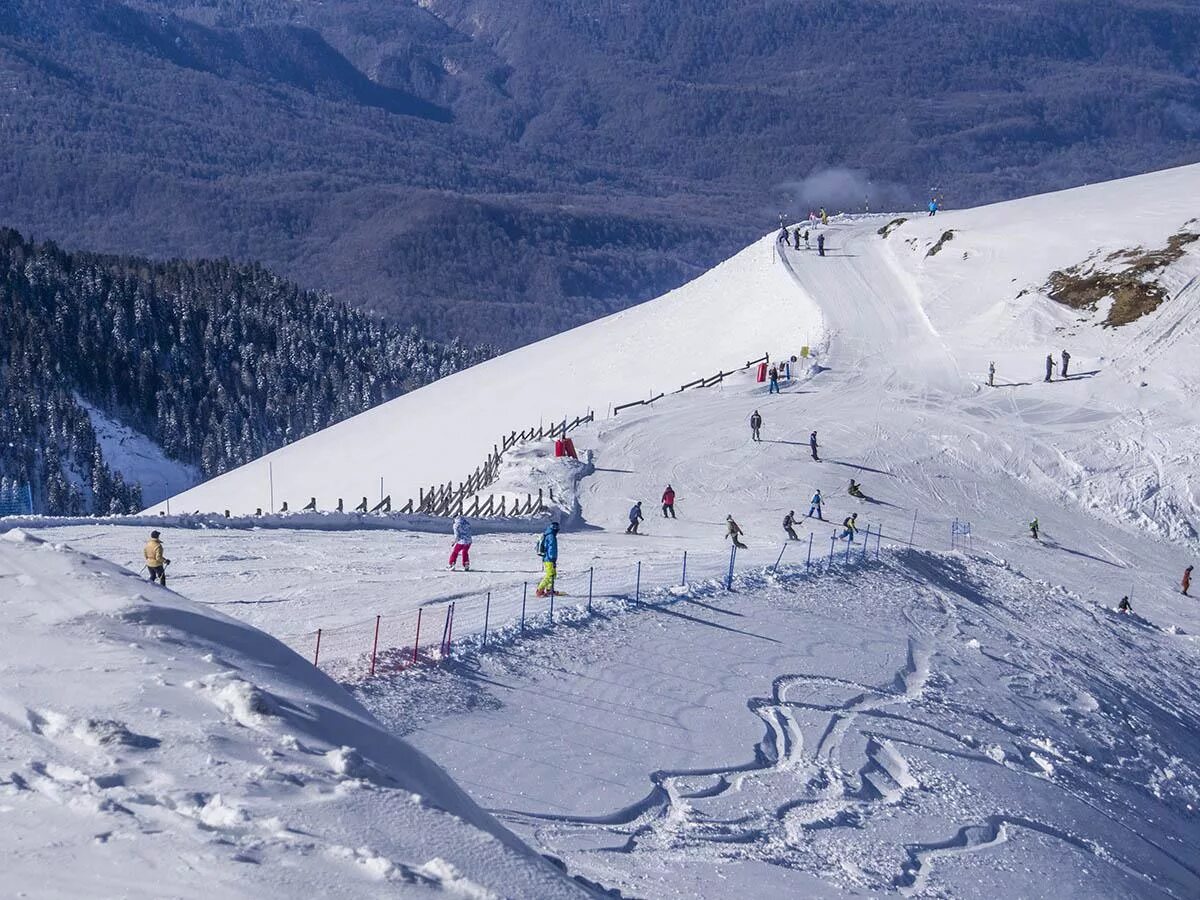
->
[1117, 596, 1132, 614]
[848, 479, 865, 499]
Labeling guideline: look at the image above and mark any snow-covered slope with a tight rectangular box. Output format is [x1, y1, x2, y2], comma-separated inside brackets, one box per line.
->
[154, 238, 823, 515]
[0, 530, 584, 898]
[79, 398, 201, 506]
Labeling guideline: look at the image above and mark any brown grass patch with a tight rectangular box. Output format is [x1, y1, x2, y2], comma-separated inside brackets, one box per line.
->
[1044, 230, 1200, 327]
[877, 217, 907, 238]
[926, 230, 955, 258]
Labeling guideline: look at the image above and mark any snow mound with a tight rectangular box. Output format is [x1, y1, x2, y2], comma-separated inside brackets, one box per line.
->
[0, 530, 583, 897]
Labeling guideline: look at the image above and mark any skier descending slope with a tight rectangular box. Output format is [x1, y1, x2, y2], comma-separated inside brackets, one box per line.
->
[536, 522, 560, 597]
[449, 515, 472, 571]
[807, 489, 824, 520]
[841, 513, 859, 542]
[726, 515, 748, 549]
[661, 485, 676, 518]
[1029, 517, 1040, 540]
[143, 530, 170, 586]
[783, 511, 799, 541]
[626, 501, 644, 535]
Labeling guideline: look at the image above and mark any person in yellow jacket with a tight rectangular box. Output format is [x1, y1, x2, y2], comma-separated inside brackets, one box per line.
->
[143, 530, 170, 586]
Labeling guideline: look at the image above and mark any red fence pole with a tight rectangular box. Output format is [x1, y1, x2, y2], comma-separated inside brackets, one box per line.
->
[411, 608, 423, 666]
[313, 628, 322, 667]
[368, 614, 381, 677]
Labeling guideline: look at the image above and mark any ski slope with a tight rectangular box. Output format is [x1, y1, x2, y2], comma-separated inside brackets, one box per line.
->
[154, 239, 824, 517]
[0, 530, 585, 898]
[12, 163, 1200, 897]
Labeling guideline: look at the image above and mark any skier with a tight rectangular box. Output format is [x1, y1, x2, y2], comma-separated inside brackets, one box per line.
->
[809, 430, 820, 461]
[928, 198, 938, 216]
[143, 530, 170, 586]
[1029, 517, 1040, 540]
[626, 501, 644, 534]
[768, 365, 780, 394]
[783, 510, 799, 541]
[1183, 565, 1193, 596]
[793, 227, 802, 250]
[803, 229, 810, 249]
[777, 225, 790, 245]
[848, 479, 865, 499]
[535, 521, 560, 597]
[817, 232, 826, 257]
[661, 484, 676, 518]
[448, 514, 472, 570]
[750, 409, 763, 442]
[1044, 354, 1056, 382]
[841, 512, 859, 542]
[726, 515, 748, 549]
[988, 361, 995, 387]
[1061, 349, 1071, 378]
[807, 488, 824, 520]
[1117, 595, 1132, 614]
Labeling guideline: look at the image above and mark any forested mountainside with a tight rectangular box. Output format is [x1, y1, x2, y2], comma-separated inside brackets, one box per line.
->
[3, 0, 1199, 347]
[0, 229, 484, 514]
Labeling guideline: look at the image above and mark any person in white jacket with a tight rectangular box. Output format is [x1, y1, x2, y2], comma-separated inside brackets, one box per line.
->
[449, 515, 473, 570]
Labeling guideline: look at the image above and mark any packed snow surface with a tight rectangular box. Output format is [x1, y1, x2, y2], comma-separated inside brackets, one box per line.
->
[11, 163, 1200, 897]
[0, 530, 584, 898]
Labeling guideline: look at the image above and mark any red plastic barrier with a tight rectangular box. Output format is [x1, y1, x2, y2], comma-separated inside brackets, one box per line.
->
[562, 438, 578, 459]
[756, 362, 768, 382]
[554, 439, 566, 457]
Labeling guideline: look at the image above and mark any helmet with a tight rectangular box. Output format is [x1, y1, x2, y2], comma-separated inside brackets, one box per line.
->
[150, 530, 161, 538]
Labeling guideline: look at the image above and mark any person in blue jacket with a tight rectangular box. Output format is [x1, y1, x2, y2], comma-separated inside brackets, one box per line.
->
[928, 198, 939, 216]
[807, 489, 824, 520]
[626, 501, 644, 534]
[536, 522, 560, 597]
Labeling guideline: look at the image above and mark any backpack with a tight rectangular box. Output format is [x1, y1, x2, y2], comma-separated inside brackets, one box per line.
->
[536, 534, 546, 557]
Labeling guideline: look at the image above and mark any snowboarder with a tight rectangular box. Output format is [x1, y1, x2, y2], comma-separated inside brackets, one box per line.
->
[536, 522, 560, 597]
[1045, 354, 1056, 382]
[449, 515, 472, 570]
[928, 198, 938, 216]
[1117, 596, 1132, 614]
[143, 530, 170, 586]
[841, 512, 859, 542]
[750, 410, 763, 442]
[809, 430, 820, 461]
[777, 225, 790, 245]
[988, 361, 995, 387]
[768, 365, 780, 394]
[1184, 565, 1193, 596]
[1029, 517, 1040, 540]
[793, 227, 802, 250]
[661, 484, 676, 518]
[726, 515, 747, 549]
[626, 501, 644, 534]
[783, 510, 799, 541]
[820, 208, 829, 225]
[807, 489, 824, 520]
[803, 229, 810, 249]
[848, 479, 865, 499]
[817, 232, 826, 257]
[1061, 349, 1071, 378]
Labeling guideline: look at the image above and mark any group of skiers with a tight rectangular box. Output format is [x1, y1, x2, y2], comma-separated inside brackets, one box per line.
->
[983, 350, 1074, 387]
[777, 220, 829, 256]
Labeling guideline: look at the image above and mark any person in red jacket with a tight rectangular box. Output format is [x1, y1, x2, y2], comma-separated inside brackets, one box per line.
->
[1184, 565, 1193, 596]
[661, 484, 676, 518]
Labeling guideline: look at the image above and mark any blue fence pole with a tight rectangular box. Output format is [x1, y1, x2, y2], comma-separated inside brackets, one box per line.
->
[876, 526, 882, 558]
[774, 542, 787, 572]
[26, 483, 33, 514]
[829, 534, 836, 567]
[862, 525, 870, 561]
[483, 592, 491, 648]
[681, 550, 688, 586]
[521, 583, 527, 634]
[588, 566, 594, 612]
[725, 544, 737, 590]
[806, 532, 814, 572]
[635, 561, 642, 602]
